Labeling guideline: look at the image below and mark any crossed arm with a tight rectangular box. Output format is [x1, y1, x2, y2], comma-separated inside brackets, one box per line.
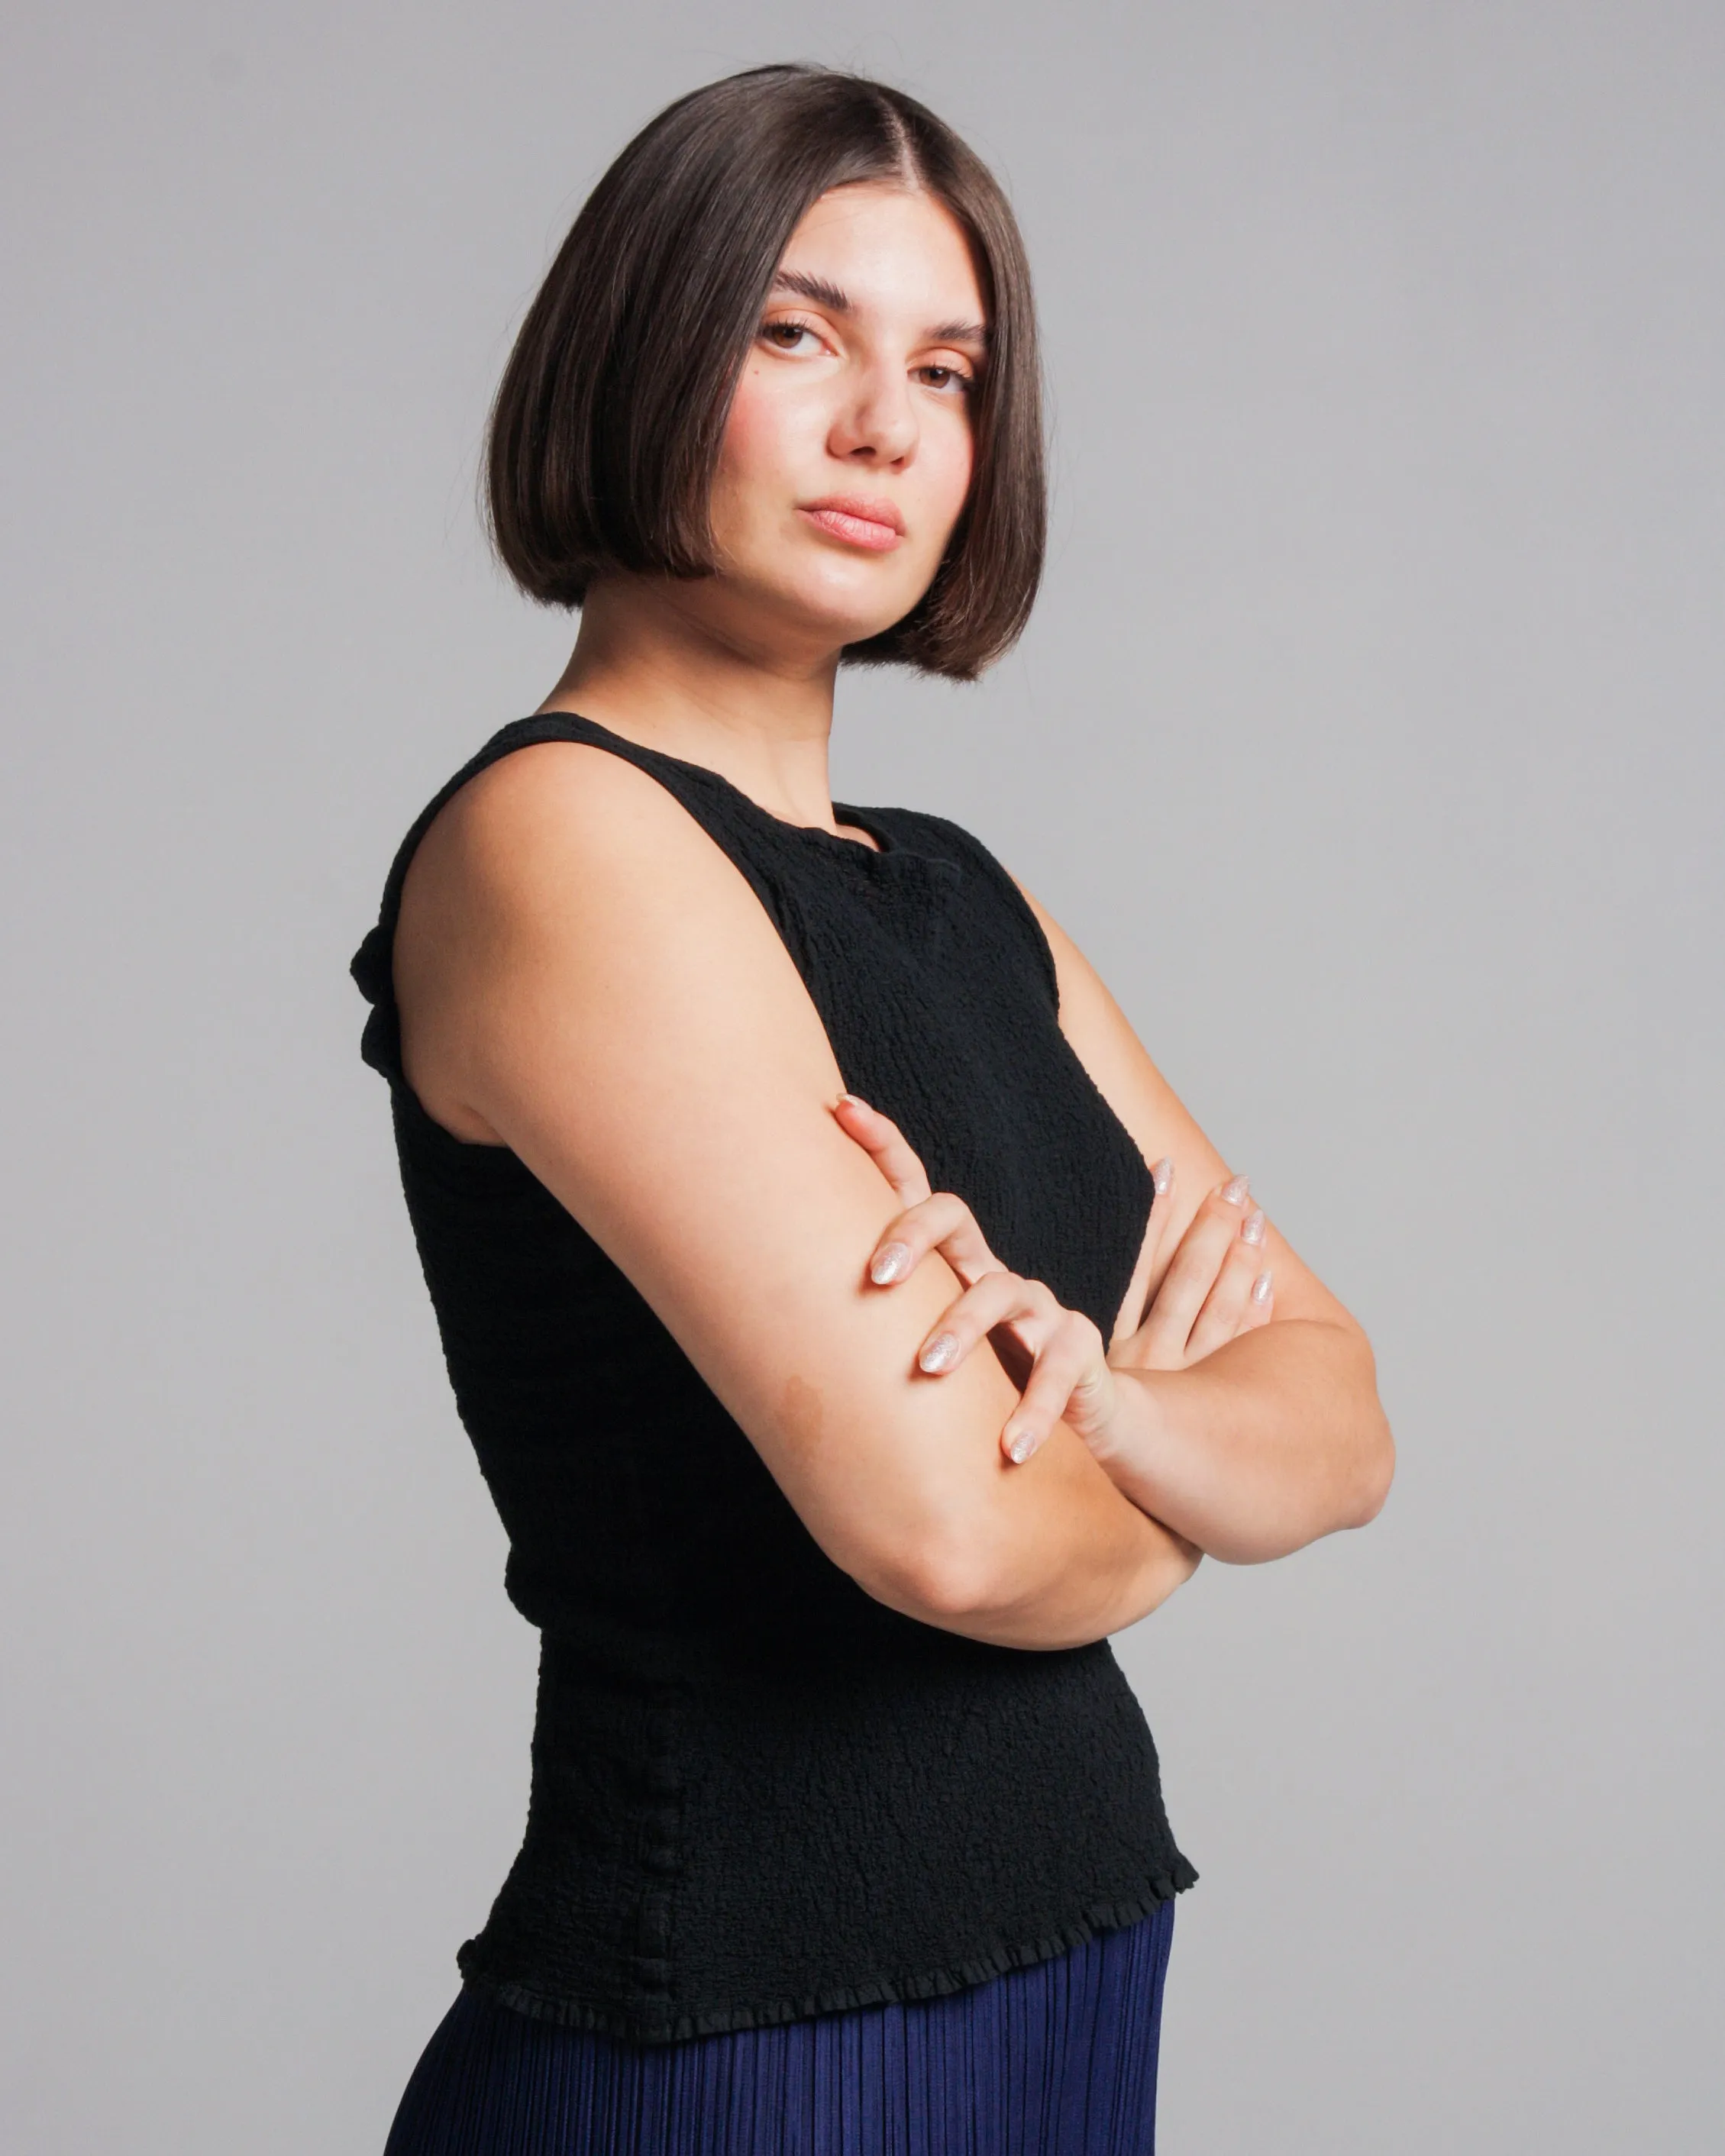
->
[854, 889, 1396, 1567]
[836, 1079, 1394, 1570]
[390, 741, 1392, 1654]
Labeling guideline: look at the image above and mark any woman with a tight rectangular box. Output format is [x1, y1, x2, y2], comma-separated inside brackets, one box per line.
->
[354, 62, 1394, 2154]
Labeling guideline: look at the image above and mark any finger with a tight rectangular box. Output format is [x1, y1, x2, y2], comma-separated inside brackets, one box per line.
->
[1141, 1156, 1177, 1267]
[830, 1093, 932, 1206]
[1002, 1314, 1111, 1464]
[914, 1272, 1064, 1380]
[1111, 1157, 1177, 1351]
[1184, 1207, 1268, 1359]
[1186, 1202, 1268, 1355]
[867, 1190, 1007, 1291]
[1136, 1174, 1253, 1360]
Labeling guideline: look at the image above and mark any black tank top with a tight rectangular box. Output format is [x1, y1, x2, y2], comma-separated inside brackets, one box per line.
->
[350, 714, 1194, 2043]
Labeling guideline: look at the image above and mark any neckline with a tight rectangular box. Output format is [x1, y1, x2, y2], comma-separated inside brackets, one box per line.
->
[532, 709, 901, 860]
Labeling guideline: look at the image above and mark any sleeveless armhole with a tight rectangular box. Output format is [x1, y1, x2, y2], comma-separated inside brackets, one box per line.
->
[348, 714, 792, 1138]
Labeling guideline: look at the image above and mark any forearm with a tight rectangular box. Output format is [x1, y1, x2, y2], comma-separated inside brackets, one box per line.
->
[1098, 1320, 1394, 1563]
[874, 1419, 1203, 1651]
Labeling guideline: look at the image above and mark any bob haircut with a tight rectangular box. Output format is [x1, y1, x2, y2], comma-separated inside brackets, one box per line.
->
[486, 64, 1045, 681]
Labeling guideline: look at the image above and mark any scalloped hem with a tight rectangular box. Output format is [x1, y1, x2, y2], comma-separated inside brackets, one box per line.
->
[457, 1863, 1197, 2047]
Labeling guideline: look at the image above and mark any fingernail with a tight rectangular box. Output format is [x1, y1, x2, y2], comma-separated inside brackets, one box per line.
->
[919, 1331, 960, 1374]
[1242, 1207, 1266, 1247]
[1151, 1157, 1173, 1196]
[870, 1241, 912, 1285]
[1251, 1268, 1273, 1306]
[834, 1092, 868, 1112]
[1006, 1426, 1039, 1463]
[1219, 1174, 1250, 1206]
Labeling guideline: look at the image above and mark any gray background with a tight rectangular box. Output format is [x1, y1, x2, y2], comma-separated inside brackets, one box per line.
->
[3, 3, 1720, 2150]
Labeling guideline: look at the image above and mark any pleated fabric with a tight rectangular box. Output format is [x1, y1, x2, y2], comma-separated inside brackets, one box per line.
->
[383, 1899, 1174, 2156]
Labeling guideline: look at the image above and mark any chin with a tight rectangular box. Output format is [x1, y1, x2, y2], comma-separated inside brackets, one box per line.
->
[761, 559, 932, 654]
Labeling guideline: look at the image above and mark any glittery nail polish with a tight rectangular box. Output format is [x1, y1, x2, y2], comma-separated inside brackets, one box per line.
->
[1219, 1174, 1250, 1207]
[870, 1241, 912, 1286]
[1242, 1208, 1266, 1247]
[919, 1331, 961, 1374]
[1251, 1269, 1273, 1305]
[1151, 1157, 1174, 1196]
[1006, 1427, 1037, 1463]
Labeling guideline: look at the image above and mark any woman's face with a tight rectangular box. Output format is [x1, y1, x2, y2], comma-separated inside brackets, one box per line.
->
[703, 182, 987, 658]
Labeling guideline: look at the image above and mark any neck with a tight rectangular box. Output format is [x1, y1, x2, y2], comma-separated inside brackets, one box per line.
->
[539, 575, 849, 831]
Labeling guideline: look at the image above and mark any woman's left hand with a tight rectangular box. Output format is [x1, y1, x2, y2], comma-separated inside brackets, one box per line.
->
[832, 1093, 1126, 1467]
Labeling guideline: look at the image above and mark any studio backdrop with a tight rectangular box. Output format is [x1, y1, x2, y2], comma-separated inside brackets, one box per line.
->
[2, 5, 1720, 2151]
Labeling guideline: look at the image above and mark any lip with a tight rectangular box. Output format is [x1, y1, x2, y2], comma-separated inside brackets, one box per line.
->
[798, 495, 906, 551]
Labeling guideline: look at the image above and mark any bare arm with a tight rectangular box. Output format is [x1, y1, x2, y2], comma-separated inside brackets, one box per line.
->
[390, 742, 1197, 1650]
[1016, 887, 1395, 1561]
[1102, 1324, 1390, 1563]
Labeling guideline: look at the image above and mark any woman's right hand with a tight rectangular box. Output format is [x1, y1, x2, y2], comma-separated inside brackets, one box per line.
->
[834, 1093, 1271, 1470]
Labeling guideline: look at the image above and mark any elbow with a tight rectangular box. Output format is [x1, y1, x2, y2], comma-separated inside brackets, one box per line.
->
[1328, 1326, 1395, 1531]
[1215, 1419, 1396, 1564]
[1345, 1412, 1396, 1529]
[845, 1510, 1002, 1630]
[883, 1525, 1007, 1628]
[857, 1507, 1040, 1634]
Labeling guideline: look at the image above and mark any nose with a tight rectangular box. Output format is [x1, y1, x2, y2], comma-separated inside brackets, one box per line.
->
[827, 360, 918, 466]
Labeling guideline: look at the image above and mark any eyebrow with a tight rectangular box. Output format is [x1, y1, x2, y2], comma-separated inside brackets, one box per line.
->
[771, 270, 851, 314]
[769, 270, 989, 350]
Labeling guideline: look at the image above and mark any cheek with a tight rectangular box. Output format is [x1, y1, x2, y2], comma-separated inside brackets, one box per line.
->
[716, 364, 804, 503]
[942, 424, 977, 519]
[919, 415, 976, 548]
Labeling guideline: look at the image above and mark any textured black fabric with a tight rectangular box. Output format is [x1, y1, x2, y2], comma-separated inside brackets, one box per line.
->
[350, 713, 1195, 2046]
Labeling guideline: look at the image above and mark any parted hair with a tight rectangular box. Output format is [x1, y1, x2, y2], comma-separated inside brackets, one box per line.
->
[484, 64, 1045, 680]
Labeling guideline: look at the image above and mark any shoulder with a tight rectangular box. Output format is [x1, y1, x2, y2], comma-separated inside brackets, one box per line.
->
[396, 735, 791, 996]
[391, 736, 809, 1138]
[999, 875, 1110, 1028]
[408, 737, 730, 910]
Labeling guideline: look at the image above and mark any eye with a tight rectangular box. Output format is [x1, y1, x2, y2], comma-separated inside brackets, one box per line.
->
[917, 361, 976, 396]
[758, 315, 825, 356]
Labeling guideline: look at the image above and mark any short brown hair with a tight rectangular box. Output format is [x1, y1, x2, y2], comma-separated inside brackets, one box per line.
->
[485, 64, 1045, 681]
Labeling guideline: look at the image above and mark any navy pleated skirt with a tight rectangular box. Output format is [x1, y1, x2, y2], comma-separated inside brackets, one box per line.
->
[383, 1900, 1175, 2155]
